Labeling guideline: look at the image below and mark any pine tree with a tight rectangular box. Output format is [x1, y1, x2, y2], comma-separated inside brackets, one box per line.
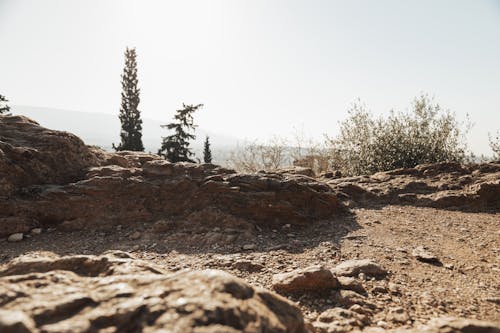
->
[203, 136, 212, 163]
[158, 103, 203, 162]
[0, 94, 10, 114]
[113, 47, 144, 151]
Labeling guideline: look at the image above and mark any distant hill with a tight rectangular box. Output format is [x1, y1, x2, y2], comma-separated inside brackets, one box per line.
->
[11, 105, 237, 163]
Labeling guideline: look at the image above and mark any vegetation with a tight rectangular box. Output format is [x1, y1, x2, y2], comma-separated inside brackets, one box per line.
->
[113, 47, 144, 152]
[326, 95, 471, 176]
[203, 136, 213, 163]
[0, 94, 10, 114]
[489, 131, 500, 160]
[159, 103, 202, 162]
[228, 137, 290, 172]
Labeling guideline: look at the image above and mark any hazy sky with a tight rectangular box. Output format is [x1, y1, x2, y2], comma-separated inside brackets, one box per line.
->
[1, 0, 499, 154]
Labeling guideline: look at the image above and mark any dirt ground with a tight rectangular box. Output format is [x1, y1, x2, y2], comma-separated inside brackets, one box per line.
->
[1, 205, 499, 330]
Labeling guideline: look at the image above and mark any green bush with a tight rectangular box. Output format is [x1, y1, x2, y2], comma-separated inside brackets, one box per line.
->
[327, 95, 470, 176]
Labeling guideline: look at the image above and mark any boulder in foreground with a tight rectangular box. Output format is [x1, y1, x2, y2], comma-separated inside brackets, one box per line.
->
[0, 252, 310, 333]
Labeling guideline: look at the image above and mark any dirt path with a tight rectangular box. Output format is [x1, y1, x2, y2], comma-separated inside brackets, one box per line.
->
[2, 205, 498, 330]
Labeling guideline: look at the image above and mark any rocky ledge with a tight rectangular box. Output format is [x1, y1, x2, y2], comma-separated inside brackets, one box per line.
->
[0, 115, 344, 237]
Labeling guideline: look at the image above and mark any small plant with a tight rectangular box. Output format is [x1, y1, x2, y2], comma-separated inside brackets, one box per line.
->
[326, 95, 471, 176]
[0, 94, 10, 114]
[489, 131, 500, 160]
[159, 103, 202, 163]
[227, 137, 290, 172]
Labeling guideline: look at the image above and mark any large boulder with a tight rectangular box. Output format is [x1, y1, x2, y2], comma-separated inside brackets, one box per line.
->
[0, 115, 103, 196]
[0, 252, 311, 333]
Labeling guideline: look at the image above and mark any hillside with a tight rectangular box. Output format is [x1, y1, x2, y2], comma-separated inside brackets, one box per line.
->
[0, 115, 499, 333]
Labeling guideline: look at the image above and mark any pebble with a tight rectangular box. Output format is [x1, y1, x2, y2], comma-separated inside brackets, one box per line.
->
[129, 231, 141, 240]
[7, 233, 23, 242]
[242, 244, 256, 251]
[30, 228, 42, 235]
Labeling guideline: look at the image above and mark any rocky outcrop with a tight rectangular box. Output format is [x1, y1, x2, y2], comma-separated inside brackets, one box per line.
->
[0, 115, 344, 236]
[0, 252, 310, 333]
[0, 116, 103, 197]
[327, 162, 500, 210]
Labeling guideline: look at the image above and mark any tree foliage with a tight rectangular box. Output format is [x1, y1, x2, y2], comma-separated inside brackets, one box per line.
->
[113, 47, 144, 151]
[327, 95, 470, 176]
[159, 103, 202, 162]
[0, 94, 10, 114]
[203, 136, 213, 163]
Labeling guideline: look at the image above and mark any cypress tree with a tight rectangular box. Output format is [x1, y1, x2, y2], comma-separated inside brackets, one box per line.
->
[203, 136, 212, 163]
[0, 94, 10, 114]
[158, 103, 202, 162]
[113, 47, 144, 151]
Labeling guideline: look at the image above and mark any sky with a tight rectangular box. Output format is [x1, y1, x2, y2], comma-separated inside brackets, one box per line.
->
[1, 0, 499, 155]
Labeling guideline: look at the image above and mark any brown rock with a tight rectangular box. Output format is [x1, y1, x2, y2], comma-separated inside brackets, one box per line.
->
[337, 276, 367, 294]
[0, 252, 311, 333]
[272, 265, 339, 294]
[1, 117, 345, 236]
[332, 259, 387, 278]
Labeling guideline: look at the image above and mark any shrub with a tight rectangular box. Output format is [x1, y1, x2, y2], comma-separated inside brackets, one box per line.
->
[326, 95, 470, 176]
[489, 131, 500, 160]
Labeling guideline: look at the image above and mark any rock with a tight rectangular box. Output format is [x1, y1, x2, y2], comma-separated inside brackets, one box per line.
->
[30, 228, 42, 235]
[334, 290, 369, 307]
[0, 309, 36, 333]
[242, 244, 256, 251]
[313, 307, 370, 332]
[129, 231, 141, 240]
[402, 317, 500, 332]
[0, 116, 345, 236]
[232, 260, 264, 272]
[386, 306, 410, 324]
[272, 265, 339, 294]
[0, 252, 310, 333]
[7, 233, 23, 242]
[412, 246, 442, 265]
[332, 259, 387, 278]
[337, 276, 367, 294]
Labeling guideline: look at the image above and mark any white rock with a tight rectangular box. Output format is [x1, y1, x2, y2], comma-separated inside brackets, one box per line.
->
[7, 233, 23, 242]
[31, 228, 42, 235]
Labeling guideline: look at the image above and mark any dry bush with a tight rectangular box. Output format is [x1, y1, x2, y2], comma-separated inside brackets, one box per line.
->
[326, 95, 471, 176]
[227, 137, 291, 173]
[489, 131, 500, 160]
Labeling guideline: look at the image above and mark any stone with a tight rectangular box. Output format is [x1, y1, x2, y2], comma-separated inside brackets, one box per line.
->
[0, 309, 36, 333]
[7, 233, 23, 242]
[332, 259, 387, 278]
[129, 231, 141, 240]
[272, 265, 339, 294]
[0, 116, 345, 236]
[337, 276, 366, 294]
[386, 307, 409, 324]
[412, 246, 442, 265]
[313, 307, 370, 333]
[30, 228, 42, 235]
[0, 252, 310, 333]
[242, 244, 256, 251]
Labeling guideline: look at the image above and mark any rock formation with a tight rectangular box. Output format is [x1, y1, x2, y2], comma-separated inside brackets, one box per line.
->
[0, 115, 344, 237]
[0, 252, 310, 333]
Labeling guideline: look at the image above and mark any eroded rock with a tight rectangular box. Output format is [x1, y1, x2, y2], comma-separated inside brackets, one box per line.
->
[272, 265, 339, 294]
[0, 252, 311, 333]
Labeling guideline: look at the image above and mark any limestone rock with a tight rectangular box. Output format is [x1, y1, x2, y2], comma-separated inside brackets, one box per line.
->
[272, 265, 339, 294]
[332, 259, 387, 278]
[0, 252, 311, 333]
